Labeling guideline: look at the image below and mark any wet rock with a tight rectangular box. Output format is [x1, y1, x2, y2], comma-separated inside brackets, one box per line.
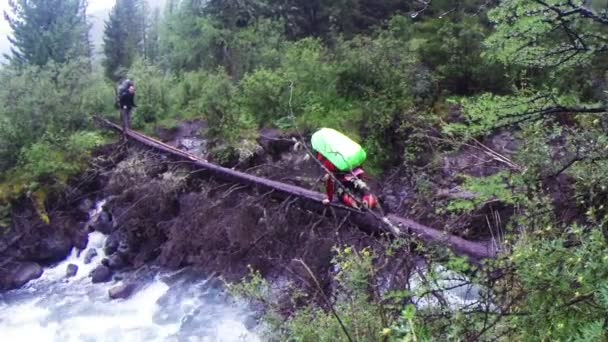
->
[93, 211, 113, 234]
[11, 262, 43, 288]
[206, 277, 225, 290]
[177, 138, 207, 156]
[66, 264, 78, 278]
[117, 241, 132, 257]
[104, 231, 121, 255]
[258, 128, 295, 160]
[84, 248, 98, 264]
[443, 130, 519, 178]
[90, 265, 112, 283]
[33, 235, 73, 264]
[78, 199, 93, 213]
[72, 229, 89, 250]
[106, 253, 126, 270]
[108, 282, 136, 300]
[244, 315, 259, 330]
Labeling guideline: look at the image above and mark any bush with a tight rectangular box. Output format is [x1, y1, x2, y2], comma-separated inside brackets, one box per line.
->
[0, 60, 96, 172]
[127, 59, 173, 127]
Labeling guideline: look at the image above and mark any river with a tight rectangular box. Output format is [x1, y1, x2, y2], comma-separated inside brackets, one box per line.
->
[0, 231, 260, 341]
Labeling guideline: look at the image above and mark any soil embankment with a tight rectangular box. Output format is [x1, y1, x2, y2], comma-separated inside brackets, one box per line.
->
[1, 121, 507, 293]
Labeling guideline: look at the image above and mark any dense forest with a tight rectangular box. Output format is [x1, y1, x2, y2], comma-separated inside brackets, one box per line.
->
[1, 0, 608, 340]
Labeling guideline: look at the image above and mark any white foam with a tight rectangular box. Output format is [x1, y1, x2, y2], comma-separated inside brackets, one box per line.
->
[0, 198, 260, 341]
[39, 231, 108, 283]
[410, 265, 484, 310]
[52, 280, 179, 341]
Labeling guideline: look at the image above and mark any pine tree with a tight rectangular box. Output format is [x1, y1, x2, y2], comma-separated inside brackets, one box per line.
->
[102, 0, 145, 81]
[145, 8, 162, 63]
[3, 0, 91, 66]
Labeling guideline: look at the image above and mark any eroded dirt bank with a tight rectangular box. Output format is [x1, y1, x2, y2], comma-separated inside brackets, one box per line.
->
[1, 122, 530, 296]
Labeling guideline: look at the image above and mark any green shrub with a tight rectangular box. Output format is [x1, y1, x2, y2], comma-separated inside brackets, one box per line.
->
[127, 59, 173, 127]
[0, 60, 96, 172]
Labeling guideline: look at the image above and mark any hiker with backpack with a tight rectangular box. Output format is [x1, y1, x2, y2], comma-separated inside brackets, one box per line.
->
[117, 79, 137, 138]
[311, 128, 378, 209]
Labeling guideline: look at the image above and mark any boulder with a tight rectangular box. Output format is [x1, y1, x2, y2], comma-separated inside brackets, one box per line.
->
[106, 254, 126, 270]
[72, 229, 89, 251]
[84, 248, 98, 264]
[92, 211, 113, 234]
[90, 265, 112, 283]
[11, 262, 43, 288]
[78, 199, 94, 214]
[116, 241, 132, 257]
[33, 235, 73, 264]
[108, 282, 136, 300]
[258, 128, 295, 160]
[104, 231, 121, 255]
[66, 264, 78, 278]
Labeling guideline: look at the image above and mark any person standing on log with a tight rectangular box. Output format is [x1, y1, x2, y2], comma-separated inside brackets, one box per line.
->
[117, 79, 137, 138]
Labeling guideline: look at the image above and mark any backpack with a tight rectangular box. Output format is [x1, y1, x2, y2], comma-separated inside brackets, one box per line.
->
[311, 128, 367, 172]
[115, 79, 133, 109]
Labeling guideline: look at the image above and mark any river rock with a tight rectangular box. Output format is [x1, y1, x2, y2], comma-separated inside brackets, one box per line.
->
[11, 262, 43, 288]
[108, 282, 136, 300]
[258, 128, 295, 160]
[66, 264, 78, 278]
[117, 240, 132, 256]
[32, 235, 73, 263]
[72, 229, 89, 250]
[104, 231, 121, 255]
[106, 254, 126, 270]
[84, 248, 98, 264]
[93, 211, 113, 234]
[78, 198, 93, 213]
[90, 265, 112, 283]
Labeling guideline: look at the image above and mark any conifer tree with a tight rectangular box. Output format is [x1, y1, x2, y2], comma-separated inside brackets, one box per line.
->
[3, 0, 91, 66]
[102, 0, 145, 80]
[145, 8, 162, 63]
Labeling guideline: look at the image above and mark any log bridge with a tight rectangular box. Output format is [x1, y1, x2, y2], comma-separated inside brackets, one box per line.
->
[97, 117, 499, 261]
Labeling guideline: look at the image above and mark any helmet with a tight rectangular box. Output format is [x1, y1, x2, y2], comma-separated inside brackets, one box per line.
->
[362, 194, 378, 209]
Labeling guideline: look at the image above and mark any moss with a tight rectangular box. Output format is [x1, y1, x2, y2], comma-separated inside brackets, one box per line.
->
[31, 189, 50, 225]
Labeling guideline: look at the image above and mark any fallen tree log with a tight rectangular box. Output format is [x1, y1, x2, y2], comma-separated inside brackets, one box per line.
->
[96, 116, 499, 260]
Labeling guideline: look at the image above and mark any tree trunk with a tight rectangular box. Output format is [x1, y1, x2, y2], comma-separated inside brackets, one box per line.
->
[96, 116, 499, 261]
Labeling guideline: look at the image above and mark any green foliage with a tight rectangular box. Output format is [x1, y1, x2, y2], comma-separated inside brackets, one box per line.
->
[505, 226, 608, 340]
[103, 0, 146, 80]
[126, 59, 172, 127]
[390, 305, 423, 341]
[160, 7, 227, 72]
[4, 0, 90, 66]
[239, 68, 289, 126]
[228, 265, 270, 303]
[0, 203, 11, 229]
[409, 16, 509, 95]
[102, 0, 163, 80]
[0, 60, 108, 173]
[274, 246, 389, 341]
[445, 91, 601, 137]
[0, 131, 105, 206]
[20, 132, 104, 184]
[485, 0, 607, 70]
[5, 1, 608, 340]
[446, 173, 518, 214]
[181, 69, 253, 141]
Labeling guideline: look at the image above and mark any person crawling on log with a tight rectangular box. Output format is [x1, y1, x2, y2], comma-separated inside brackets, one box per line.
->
[117, 79, 137, 138]
[311, 128, 378, 210]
